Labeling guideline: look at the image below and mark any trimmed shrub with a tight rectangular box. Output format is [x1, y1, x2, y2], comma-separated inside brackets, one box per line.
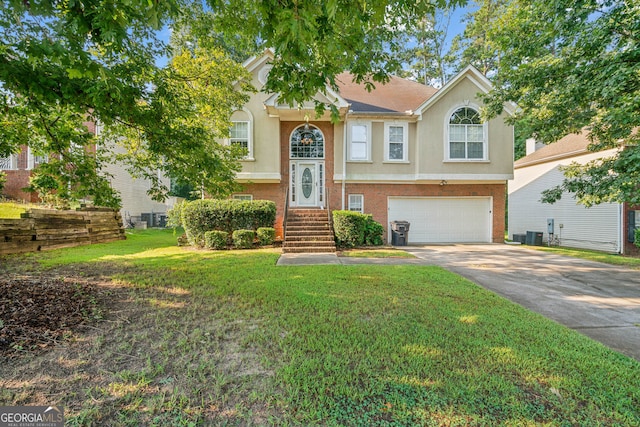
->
[204, 230, 229, 250]
[233, 229, 255, 249]
[181, 199, 276, 247]
[333, 210, 366, 248]
[364, 215, 384, 246]
[333, 211, 385, 248]
[0, 171, 6, 194]
[166, 200, 186, 230]
[635, 228, 640, 250]
[257, 227, 276, 246]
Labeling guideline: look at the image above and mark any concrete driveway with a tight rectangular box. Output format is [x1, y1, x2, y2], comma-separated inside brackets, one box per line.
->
[403, 244, 640, 361]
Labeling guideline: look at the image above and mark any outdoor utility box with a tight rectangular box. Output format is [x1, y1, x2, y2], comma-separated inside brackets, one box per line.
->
[512, 234, 526, 244]
[526, 231, 543, 246]
[390, 220, 410, 246]
[547, 218, 555, 234]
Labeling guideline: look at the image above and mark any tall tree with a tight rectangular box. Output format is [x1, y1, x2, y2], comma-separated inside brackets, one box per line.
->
[397, 8, 456, 87]
[448, 0, 508, 76]
[481, 0, 640, 206]
[0, 0, 254, 205]
[1, 0, 467, 205]
[208, 0, 467, 116]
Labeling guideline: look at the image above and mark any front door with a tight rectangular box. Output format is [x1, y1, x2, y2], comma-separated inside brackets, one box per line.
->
[291, 161, 324, 207]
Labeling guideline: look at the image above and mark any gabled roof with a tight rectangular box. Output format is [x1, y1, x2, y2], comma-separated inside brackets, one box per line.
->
[335, 72, 437, 114]
[515, 130, 593, 169]
[415, 65, 516, 116]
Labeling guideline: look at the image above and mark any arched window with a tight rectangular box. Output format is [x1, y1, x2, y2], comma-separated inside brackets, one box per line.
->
[448, 107, 486, 160]
[230, 109, 253, 159]
[290, 124, 324, 159]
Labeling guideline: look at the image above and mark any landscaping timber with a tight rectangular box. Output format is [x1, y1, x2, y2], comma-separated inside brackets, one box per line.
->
[0, 208, 125, 255]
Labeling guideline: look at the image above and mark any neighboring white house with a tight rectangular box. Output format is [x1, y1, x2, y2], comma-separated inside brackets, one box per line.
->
[509, 130, 639, 255]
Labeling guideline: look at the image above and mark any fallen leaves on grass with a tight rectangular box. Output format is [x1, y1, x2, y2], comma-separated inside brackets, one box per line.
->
[0, 275, 103, 357]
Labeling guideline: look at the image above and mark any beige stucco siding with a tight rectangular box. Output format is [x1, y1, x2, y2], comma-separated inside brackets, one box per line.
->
[417, 78, 513, 178]
[235, 72, 281, 181]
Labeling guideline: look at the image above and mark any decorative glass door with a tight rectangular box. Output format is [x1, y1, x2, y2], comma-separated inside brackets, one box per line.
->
[290, 161, 324, 207]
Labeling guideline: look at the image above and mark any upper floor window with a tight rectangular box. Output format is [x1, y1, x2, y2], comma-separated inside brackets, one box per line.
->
[290, 124, 324, 159]
[349, 123, 370, 161]
[384, 122, 408, 162]
[0, 154, 17, 170]
[448, 107, 486, 160]
[230, 109, 253, 159]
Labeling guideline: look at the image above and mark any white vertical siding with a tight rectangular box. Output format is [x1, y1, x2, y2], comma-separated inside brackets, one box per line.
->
[103, 143, 171, 220]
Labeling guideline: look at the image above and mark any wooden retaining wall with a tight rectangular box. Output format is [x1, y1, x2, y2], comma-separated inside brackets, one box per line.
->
[0, 207, 126, 256]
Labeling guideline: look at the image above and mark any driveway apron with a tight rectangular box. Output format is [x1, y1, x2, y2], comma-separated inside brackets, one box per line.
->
[404, 244, 640, 361]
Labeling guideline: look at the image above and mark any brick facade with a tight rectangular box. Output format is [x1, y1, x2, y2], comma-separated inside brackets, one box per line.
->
[238, 120, 507, 244]
[1, 146, 38, 202]
[342, 183, 506, 243]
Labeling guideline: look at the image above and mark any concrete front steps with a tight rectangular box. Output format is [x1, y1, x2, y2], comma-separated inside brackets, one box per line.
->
[283, 208, 336, 253]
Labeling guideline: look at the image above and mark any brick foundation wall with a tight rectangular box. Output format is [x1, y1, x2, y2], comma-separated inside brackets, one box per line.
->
[340, 182, 507, 243]
[2, 170, 36, 202]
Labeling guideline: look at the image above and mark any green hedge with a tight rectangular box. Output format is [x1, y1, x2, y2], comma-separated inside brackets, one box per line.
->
[333, 210, 384, 248]
[364, 215, 384, 246]
[181, 199, 276, 246]
[204, 230, 228, 250]
[257, 227, 276, 246]
[233, 229, 255, 249]
[635, 228, 640, 250]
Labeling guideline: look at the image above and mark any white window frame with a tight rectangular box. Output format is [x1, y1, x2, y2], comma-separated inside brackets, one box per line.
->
[348, 194, 364, 213]
[0, 153, 17, 170]
[384, 122, 408, 162]
[229, 120, 253, 160]
[348, 122, 371, 161]
[232, 194, 253, 201]
[445, 105, 488, 161]
[27, 147, 48, 170]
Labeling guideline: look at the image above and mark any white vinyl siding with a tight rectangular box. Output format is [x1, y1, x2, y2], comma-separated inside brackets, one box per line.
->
[509, 165, 620, 253]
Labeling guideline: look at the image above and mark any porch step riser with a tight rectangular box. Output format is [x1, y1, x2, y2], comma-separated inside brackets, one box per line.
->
[285, 237, 335, 242]
[283, 247, 336, 253]
[284, 209, 336, 253]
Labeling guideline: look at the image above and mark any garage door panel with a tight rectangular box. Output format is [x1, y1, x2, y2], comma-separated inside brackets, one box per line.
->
[388, 197, 491, 243]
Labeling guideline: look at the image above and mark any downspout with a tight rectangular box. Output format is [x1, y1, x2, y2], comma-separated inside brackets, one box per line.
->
[341, 109, 350, 210]
[618, 202, 624, 254]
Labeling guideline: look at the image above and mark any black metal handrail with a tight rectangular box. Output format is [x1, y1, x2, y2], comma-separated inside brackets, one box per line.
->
[283, 186, 289, 242]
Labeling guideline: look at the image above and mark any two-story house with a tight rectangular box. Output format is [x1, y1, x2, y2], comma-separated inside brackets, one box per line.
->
[231, 50, 514, 246]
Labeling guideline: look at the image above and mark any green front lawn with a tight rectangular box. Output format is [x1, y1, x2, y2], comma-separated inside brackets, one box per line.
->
[2, 229, 639, 425]
[531, 245, 640, 269]
[0, 201, 37, 218]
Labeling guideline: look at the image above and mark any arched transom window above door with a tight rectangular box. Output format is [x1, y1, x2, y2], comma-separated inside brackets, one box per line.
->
[290, 124, 324, 159]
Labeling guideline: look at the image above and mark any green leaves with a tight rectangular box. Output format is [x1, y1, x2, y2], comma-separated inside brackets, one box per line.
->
[482, 0, 640, 205]
[209, 0, 465, 111]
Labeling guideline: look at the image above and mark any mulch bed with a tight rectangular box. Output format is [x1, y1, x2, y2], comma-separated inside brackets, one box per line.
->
[0, 275, 102, 357]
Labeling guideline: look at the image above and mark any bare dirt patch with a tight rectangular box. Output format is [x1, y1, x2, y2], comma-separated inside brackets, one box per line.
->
[0, 275, 105, 357]
[0, 259, 281, 424]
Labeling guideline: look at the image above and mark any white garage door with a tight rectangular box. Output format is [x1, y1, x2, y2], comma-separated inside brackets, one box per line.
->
[388, 197, 492, 243]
